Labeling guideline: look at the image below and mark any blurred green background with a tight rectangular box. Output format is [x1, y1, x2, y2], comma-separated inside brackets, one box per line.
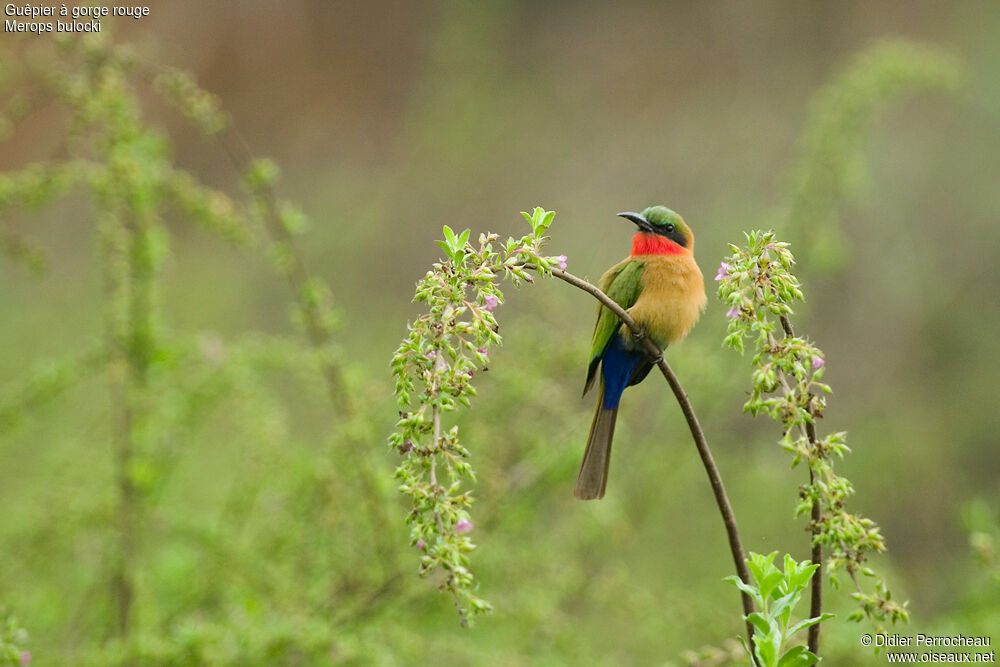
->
[1, 1, 998, 664]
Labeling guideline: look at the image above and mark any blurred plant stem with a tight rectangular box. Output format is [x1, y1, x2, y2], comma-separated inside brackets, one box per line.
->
[221, 131, 348, 405]
[777, 39, 965, 271]
[219, 126, 401, 574]
[152, 62, 403, 578]
[102, 214, 137, 640]
[88, 51, 168, 643]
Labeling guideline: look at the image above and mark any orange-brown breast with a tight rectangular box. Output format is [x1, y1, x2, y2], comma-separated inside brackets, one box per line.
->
[624, 253, 706, 349]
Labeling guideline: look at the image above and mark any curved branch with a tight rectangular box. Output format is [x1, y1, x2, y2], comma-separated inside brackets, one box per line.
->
[542, 266, 757, 649]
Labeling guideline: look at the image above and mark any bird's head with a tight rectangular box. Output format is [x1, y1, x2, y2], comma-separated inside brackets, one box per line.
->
[618, 205, 694, 255]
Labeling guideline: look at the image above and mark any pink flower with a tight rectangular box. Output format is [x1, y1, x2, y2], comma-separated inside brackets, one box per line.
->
[715, 262, 730, 281]
[455, 518, 473, 534]
[482, 294, 499, 311]
[476, 346, 489, 358]
[725, 306, 740, 319]
[416, 538, 426, 550]
[554, 254, 567, 270]
[467, 370, 474, 379]
[20, 652, 31, 666]
[424, 350, 436, 360]
[811, 355, 825, 370]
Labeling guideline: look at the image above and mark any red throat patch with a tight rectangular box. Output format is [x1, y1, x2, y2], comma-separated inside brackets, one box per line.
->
[631, 232, 685, 256]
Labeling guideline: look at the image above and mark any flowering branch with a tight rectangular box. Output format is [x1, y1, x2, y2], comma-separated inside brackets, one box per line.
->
[717, 230, 908, 649]
[389, 207, 566, 624]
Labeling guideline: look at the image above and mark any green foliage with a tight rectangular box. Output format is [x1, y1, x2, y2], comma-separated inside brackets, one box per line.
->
[0, 346, 105, 433]
[725, 553, 832, 667]
[153, 68, 229, 137]
[0, 32, 395, 665]
[964, 499, 1000, 585]
[718, 231, 908, 632]
[779, 39, 965, 269]
[679, 639, 744, 667]
[0, 607, 28, 666]
[389, 207, 563, 623]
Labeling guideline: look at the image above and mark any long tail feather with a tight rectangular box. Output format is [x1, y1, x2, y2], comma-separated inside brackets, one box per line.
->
[576, 334, 643, 500]
[575, 392, 618, 500]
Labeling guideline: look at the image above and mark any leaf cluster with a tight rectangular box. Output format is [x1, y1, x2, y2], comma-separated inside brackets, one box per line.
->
[0, 607, 28, 667]
[726, 552, 831, 667]
[0, 33, 385, 665]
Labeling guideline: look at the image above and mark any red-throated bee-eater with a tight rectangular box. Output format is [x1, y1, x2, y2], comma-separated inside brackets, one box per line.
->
[576, 206, 706, 500]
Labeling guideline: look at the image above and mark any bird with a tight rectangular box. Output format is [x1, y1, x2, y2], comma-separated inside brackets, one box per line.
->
[575, 206, 706, 500]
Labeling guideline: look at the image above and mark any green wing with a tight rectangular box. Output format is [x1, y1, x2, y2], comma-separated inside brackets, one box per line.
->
[584, 258, 645, 394]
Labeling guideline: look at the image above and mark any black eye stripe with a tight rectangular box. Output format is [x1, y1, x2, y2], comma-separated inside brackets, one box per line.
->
[653, 222, 687, 247]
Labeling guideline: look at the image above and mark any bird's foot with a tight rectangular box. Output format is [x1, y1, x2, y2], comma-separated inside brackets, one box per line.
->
[631, 327, 664, 365]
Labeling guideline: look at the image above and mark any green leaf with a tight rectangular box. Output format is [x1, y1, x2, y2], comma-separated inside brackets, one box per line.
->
[757, 624, 781, 667]
[736, 636, 755, 663]
[442, 224, 457, 250]
[745, 612, 773, 636]
[787, 612, 834, 636]
[788, 563, 820, 591]
[776, 645, 820, 667]
[747, 551, 779, 583]
[768, 590, 800, 626]
[725, 575, 764, 607]
[759, 571, 785, 601]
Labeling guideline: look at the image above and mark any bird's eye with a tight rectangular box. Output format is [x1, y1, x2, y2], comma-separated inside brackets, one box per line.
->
[663, 224, 675, 233]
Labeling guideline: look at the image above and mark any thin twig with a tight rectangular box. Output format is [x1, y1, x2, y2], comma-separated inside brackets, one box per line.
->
[542, 266, 757, 652]
[215, 128, 349, 404]
[208, 122, 402, 571]
[806, 434, 823, 655]
[109, 358, 135, 640]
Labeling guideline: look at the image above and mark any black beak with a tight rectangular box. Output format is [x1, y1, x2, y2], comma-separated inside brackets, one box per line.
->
[618, 211, 654, 233]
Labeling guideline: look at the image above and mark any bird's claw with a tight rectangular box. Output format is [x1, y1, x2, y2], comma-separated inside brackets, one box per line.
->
[632, 326, 664, 364]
